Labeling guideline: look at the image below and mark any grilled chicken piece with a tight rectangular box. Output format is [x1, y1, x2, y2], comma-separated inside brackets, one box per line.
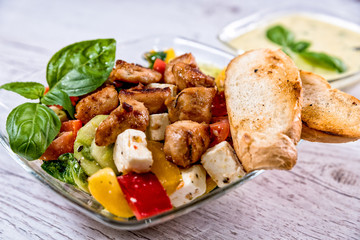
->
[172, 62, 215, 91]
[164, 120, 210, 168]
[164, 53, 197, 85]
[95, 99, 149, 146]
[118, 84, 171, 114]
[75, 86, 119, 124]
[166, 87, 216, 124]
[108, 60, 162, 84]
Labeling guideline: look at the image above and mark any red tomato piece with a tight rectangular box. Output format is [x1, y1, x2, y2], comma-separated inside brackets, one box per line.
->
[209, 120, 230, 147]
[40, 131, 75, 161]
[117, 172, 173, 220]
[70, 96, 79, 106]
[153, 58, 166, 75]
[211, 91, 227, 117]
[210, 116, 228, 123]
[60, 120, 82, 138]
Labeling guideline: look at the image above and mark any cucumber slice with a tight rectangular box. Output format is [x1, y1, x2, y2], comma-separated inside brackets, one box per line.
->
[90, 139, 118, 174]
[74, 115, 108, 176]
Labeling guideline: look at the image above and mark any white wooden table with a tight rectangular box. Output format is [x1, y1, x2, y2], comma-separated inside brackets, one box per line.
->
[1, 0, 359, 239]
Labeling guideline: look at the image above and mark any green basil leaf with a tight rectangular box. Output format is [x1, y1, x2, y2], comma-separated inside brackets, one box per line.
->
[290, 41, 311, 53]
[144, 51, 167, 68]
[0, 82, 45, 100]
[6, 103, 61, 160]
[300, 51, 347, 73]
[47, 39, 116, 96]
[266, 25, 294, 47]
[41, 88, 74, 118]
[41, 153, 88, 192]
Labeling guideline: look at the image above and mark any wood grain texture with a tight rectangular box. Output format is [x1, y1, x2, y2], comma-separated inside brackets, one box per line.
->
[0, 0, 360, 239]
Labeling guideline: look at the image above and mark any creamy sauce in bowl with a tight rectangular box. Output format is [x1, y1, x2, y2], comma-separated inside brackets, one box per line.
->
[227, 14, 360, 81]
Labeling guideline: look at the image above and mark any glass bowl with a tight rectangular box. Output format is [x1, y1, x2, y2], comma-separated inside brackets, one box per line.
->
[218, 7, 360, 89]
[0, 36, 264, 230]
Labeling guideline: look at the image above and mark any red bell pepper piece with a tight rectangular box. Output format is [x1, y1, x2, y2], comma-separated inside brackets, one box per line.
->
[117, 172, 173, 220]
[153, 58, 166, 75]
[211, 91, 227, 117]
[60, 120, 82, 138]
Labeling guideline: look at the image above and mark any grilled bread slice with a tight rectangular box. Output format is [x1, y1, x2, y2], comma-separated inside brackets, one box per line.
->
[225, 49, 302, 172]
[300, 70, 360, 143]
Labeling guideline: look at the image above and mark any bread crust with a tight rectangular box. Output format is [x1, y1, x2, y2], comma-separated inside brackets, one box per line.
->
[301, 123, 358, 143]
[225, 49, 302, 172]
[300, 70, 360, 142]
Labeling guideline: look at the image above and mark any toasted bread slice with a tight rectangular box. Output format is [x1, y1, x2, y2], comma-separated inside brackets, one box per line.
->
[225, 49, 302, 172]
[301, 124, 358, 143]
[300, 70, 360, 142]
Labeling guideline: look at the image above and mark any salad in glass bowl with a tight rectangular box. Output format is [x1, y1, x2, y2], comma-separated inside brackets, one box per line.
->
[0, 37, 262, 228]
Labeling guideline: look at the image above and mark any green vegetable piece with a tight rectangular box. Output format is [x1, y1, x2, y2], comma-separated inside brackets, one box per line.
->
[90, 139, 117, 173]
[290, 41, 311, 53]
[266, 25, 294, 46]
[0, 82, 45, 100]
[41, 88, 74, 118]
[300, 51, 347, 73]
[47, 39, 116, 97]
[144, 51, 167, 68]
[6, 103, 61, 160]
[74, 115, 108, 176]
[41, 153, 89, 192]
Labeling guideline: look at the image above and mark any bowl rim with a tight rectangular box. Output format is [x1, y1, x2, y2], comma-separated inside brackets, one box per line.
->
[0, 35, 264, 230]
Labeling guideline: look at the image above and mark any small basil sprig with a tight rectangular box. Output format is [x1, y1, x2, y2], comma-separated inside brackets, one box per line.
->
[266, 25, 346, 73]
[1, 39, 117, 161]
[299, 51, 347, 73]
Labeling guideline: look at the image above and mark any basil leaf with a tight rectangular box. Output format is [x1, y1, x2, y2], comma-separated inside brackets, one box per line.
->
[47, 39, 116, 96]
[290, 41, 311, 53]
[144, 51, 167, 68]
[41, 153, 88, 192]
[266, 25, 294, 46]
[6, 103, 61, 160]
[0, 82, 45, 100]
[300, 51, 347, 73]
[41, 88, 74, 118]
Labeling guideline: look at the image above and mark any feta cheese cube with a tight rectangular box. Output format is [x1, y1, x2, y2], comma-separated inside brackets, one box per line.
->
[170, 165, 206, 207]
[147, 83, 177, 97]
[201, 141, 245, 187]
[146, 113, 170, 141]
[113, 129, 153, 173]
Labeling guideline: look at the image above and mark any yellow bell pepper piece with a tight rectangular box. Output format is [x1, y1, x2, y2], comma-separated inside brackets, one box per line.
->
[215, 67, 227, 92]
[205, 176, 218, 194]
[88, 168, 133, 218]
[148, 141, 182, 195]
[164, 48, 176, 63]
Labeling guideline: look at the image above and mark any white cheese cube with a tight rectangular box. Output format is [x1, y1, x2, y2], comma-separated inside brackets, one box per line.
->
[146, 113, 170, 141]
[113, 129, 153, 173]
[201, 141, 245, 187]
[147, 83, 177, 97]
[170, 165, 206, 207]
